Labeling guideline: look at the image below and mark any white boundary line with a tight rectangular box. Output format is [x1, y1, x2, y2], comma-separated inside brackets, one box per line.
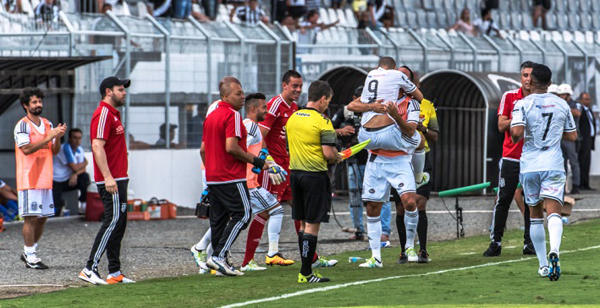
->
[221, 245, 600, 308]
[0, 284, 66, 288]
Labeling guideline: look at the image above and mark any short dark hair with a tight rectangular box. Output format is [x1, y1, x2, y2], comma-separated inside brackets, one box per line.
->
[308, 80, 332, 102]
[354, 86, 363, 97]
[19, 87, 44, 112]
[306, 10, 319, 20]
[400, 65, 415, 82]
[531, 63, 552, 86]
[520, 61, 536, 70]
[244, 92, 266, 111]
[282, 70, 302, 84]
[69, 128, 83, 138]
[378, 57, 396, 69]
[481, 8, 490, 18]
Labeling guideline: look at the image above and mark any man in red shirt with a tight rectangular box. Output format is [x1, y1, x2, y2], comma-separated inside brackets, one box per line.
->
[79, 76, 135, 285]
[484, 61, 536, 257]
[201, 78, 267, 276]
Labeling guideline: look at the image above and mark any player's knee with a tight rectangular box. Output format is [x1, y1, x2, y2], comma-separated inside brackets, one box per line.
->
[416, 133, 425, 150]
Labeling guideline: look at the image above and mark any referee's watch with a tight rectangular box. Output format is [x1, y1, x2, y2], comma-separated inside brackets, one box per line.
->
[424, 127, 429, 134]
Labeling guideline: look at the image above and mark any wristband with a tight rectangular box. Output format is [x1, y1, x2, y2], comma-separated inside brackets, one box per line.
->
[252, 156, 265, 170]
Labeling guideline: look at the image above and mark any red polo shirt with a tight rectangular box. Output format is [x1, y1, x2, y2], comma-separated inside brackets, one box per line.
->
[203, 101, 248, 184]
[498, 88, 525, 160]
[90, 101, 128, 183]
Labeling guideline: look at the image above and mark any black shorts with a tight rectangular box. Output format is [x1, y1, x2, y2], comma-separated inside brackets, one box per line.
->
[207, 181, 250, 220]
[532, 0, 551, 10]
[288, 6, 306, 19]
[391, 153, 433, 202]
[291, 170, 331, 223]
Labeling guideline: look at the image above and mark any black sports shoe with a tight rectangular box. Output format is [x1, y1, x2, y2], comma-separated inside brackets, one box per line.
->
[569, 186, 580, 194]
[483, 242, 502, 257]
[523, 242, 536, 255]
[397, 252, 408, 264]
[21, 252, 49, 270]
[417, 250, 430, 263]
[548, 252, 561, 281]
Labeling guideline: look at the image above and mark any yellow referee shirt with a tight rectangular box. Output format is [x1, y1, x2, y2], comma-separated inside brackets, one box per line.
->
[419, 99, 439, 153]
[286, 108, 338, 172]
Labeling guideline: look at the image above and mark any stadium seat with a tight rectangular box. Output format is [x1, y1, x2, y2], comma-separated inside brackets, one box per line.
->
[555, 13, 567, 30]
[345, 9, 358, 28]
[335, 9, 348, 27]
[319, 8, 330, 24]
[591, 0, 600, 12]
[396, 9, 407, 28]
[499, 14, 510, 30]
[566, 0, 578, 13]
[138, 1, 148, 17]
[554, 0, 566, 12]
[30, 0, 40, 10]
[442, 0, 453, 10]
[416, 9, 428, 28]
[422, 0, 434, 10]
[545, 12, 557, 30]
[327, 8, 339, 25]
[446, 10, 457, 27]
[436, 11, 448, 28]
[510, 13, 522, 30]
[522, 13, 534, 31]
[580, 14, 590, 31]
[20, 0, 35, 18]
[579, 0, 590, 11]
[427, 11, 438, 28]
[453, 0, 465, 11]
[567, 13, 579, 31]
[432, 0, 443, 10]
[591, 14, 600, 30]
[406, 10, 419, 29]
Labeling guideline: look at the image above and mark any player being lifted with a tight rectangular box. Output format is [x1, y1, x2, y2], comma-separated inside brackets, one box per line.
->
[348, 57, 424, 268]
[510, 64, 577, 281]
[256, 70, 336, 268]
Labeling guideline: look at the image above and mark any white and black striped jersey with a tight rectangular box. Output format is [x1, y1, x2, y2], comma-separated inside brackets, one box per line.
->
[236, 6, 267, 26]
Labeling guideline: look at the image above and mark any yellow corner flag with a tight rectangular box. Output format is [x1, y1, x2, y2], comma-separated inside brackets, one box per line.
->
[339, 139, 371, 160]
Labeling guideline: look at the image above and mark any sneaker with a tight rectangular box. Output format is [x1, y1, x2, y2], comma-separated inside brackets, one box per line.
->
[79, 268, 108, 285]
[416, 172, 430, 189]
[417, 250, 430, 263]
[298, 272, 330, 283]
[106, 274, 136, 284]
[312, 256, 338, 268]
[206, 257, 238, 276]
[406, 247, 418, 262]
[548, 252, 561, 281]
[397, 252, 408, 264]
[265, 252, 295, 266]
[569, 186, 580, 194]
[523, 242, 536, 255]
[241, 260, 267, 271]
[359, 257, 383, 268]
[21, 253, 49, 270]
[483, 241, 502, 257]
[538, 266, 550, 277]
[381, 241, 391, 248]
[190, 245, 208, 270]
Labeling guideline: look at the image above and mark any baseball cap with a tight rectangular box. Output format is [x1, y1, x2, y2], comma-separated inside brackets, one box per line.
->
[99, 76, 131, 97]
[557, 83, 573, 95]
[548, 84, 559, 94]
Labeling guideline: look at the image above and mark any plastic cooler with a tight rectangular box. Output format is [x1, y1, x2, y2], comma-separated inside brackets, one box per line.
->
[86, 192, 104, 221]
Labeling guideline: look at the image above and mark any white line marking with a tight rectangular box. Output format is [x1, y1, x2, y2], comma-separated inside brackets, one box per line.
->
[505, 246, 517, 249]
[0, 284, 66, 288]
[459, 252, 477, 255]
[221, 244, 600, 308]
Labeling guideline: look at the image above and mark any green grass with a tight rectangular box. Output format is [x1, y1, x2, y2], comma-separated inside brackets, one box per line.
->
[4, 219, 600, 308]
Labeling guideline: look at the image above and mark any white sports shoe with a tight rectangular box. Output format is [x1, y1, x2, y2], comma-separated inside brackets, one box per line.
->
[190, 245, 209, 271]
[312, 256, 338, 268]
[241, 260, 267, 271]
[79, 268, 108, 285]
[207, 257, 240, 276]
[416, 172, 430, 189]
[359, 257, 383, 268]
[406, 247, 418, 262]
[538, 266, 549, 277]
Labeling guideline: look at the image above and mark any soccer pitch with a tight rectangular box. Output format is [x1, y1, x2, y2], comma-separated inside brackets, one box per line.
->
[4, 218, 600, 307]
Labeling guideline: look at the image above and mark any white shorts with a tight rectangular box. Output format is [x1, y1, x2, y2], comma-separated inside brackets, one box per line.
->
[249, 187, 279, 214]
[358, 125, 421, 155]
[362, 155, 416, 202]
[18, 189, 55, 217]
[520, 171, 566, 206]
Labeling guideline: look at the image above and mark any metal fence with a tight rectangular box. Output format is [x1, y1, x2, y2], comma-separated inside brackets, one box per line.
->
[1, 10, 599, 151]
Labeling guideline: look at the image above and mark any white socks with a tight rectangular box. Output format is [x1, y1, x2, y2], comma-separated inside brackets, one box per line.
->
[404, 209, 419, 249]
[195, 228, 212, 251]
[367, 216, 382, 261]
[24, 245, 36, 262]
[547, 213, 563, 254]
[530, 218, 548, 268]
[267, 207, 284, 257]
[412, 149, 426, 183]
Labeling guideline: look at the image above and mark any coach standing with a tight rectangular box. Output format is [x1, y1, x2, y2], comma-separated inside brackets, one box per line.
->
[287, 80, 341, 283]
[201, 78, 267, 276]
[79, 76, 134, 285]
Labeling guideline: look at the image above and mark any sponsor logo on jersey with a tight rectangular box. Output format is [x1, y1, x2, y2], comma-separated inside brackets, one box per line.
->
[398, 183, 404, 188]
[369, 189, 375, 193]
[31, 202, 38, 211]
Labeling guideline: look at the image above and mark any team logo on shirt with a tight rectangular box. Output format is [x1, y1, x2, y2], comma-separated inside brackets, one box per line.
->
[499, 178, 505, 188]
[121, 203, 127, 212]
[50, 204, 54, 209]
[31, 202, 38, 211]
[115, 125, 124, 135]
[369, 189, 375, 193]
[398, 183, 404, 188]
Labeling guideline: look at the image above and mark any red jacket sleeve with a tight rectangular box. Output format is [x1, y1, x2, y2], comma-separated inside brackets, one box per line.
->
[225, 111, 243, 139]
[91, 107, 112, 140]
[259, 101, 278, 130]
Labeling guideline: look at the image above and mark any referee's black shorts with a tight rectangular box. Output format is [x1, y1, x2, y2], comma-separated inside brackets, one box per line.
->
[391, 153, 433, 202]
[291, 170, 331, 223]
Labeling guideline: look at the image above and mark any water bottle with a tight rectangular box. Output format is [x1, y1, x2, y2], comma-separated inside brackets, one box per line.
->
[562, 216, 569, 224]
[63, 209, 70, 217]
[348, 257, 365, 263]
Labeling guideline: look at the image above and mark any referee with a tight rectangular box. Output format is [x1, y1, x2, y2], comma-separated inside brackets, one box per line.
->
[286, 80, 341, 283]
[79, 76, 134, 285]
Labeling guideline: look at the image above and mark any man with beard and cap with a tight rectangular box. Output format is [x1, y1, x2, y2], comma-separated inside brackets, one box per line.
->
[14, 87, 67, 269]
[79, 76, 134, 285]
